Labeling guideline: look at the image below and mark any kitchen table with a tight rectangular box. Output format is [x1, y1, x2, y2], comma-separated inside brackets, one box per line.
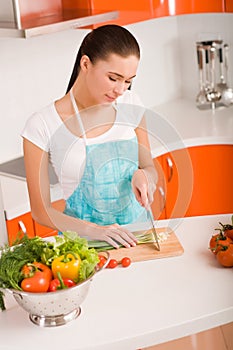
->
[0, 214, 232, 350]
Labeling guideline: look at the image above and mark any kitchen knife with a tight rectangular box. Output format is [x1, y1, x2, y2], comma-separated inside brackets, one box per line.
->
[147, 208, 160, 251]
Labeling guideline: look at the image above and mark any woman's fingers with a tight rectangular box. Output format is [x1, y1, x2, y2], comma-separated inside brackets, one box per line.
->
[102, 224, 137, 248]
[132, 169, 157, 209]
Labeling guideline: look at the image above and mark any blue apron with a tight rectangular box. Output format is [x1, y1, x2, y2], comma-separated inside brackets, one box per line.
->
[64, 91, 147, 225]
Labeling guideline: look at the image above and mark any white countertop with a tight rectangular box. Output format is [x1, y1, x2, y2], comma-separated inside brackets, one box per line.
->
[1, 98, 233, 219]
[0, 214, 232, 350]
[149, 98, 233, 157]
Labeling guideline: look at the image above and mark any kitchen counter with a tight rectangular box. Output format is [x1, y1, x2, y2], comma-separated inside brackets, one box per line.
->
[1, 98, 233, 219]
[0, 214, 232, 350]
[149, 98, 233, 157]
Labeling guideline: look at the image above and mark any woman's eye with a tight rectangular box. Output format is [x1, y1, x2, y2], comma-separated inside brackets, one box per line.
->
[109, 77, 116, 82]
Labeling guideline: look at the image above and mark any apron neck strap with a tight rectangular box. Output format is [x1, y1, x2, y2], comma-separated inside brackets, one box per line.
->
[70, 89, 87, 142]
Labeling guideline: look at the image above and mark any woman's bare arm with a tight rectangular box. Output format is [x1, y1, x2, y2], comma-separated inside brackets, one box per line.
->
[132, 116, 158, 209]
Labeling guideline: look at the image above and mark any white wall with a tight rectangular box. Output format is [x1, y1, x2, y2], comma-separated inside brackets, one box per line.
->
[127, 16, 182, 107]
[0, 13, 232, 163]
[0, 29, 90, 163]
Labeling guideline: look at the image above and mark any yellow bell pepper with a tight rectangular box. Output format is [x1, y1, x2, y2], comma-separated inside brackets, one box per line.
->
[51, 252, 81, 281]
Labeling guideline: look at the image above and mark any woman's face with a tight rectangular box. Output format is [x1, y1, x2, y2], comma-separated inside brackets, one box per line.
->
[83, 53, 139, 105]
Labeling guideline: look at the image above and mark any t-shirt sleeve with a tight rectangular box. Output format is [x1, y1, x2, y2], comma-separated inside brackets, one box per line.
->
[21, 112, 50, 152]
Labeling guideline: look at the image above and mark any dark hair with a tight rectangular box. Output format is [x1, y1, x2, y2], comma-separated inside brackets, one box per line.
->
[66, 24, 140, 93]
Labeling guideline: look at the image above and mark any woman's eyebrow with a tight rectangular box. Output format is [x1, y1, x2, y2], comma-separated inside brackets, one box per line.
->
[109, 72, 136, 79]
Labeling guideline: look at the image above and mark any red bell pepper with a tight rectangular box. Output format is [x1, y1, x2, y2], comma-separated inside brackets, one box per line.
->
[21, 262, 53, 293]
[48, 272, 76, 292]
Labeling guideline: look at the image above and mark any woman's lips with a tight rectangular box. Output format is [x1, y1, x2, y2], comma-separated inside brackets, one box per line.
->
[105, 95, 117, 102]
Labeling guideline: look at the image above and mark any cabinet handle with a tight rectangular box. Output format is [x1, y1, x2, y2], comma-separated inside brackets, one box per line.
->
[158, 186, 166, 211]
[18, 220, 27, 236]
[166, 156, 173, 182]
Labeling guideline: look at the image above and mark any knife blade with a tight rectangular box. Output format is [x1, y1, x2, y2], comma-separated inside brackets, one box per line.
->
[147, 208, 160, 251]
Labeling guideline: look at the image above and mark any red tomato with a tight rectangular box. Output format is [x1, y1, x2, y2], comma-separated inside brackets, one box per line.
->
[48, 277, 76, 292]
[97, 255, 107, 268]
[121, 257, 131, 268]
[224, 229, 233, 241]
[216, 244, 233, 267]
[209, 233, 232, 255]
[107, 259, 118, 269]
[218, 220, 233, 241]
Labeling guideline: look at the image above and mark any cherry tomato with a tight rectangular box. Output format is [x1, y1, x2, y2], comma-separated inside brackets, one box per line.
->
[209, 233, 232, 255]
[107, 259, 118, 269]
[97, 255, 107, 268]
[121, 257, 131, 268]
[224, 229, 233, 241]
[216, 244, 233, 267]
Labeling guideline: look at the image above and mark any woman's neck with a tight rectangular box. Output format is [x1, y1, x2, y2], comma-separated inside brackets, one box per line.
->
[71, 78, 96, 110]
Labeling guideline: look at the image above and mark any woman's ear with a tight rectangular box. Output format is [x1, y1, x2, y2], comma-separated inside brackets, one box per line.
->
[80, 55, 91, 72]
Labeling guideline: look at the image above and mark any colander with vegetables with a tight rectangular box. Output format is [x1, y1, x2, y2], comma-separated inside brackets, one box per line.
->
[0, 232, 109, 327]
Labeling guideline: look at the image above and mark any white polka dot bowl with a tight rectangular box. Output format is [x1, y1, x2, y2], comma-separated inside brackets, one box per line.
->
[4, 252, 109, 328]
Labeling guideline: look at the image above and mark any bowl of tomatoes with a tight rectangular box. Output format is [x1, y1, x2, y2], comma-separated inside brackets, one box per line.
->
[0, 232, 109, 327]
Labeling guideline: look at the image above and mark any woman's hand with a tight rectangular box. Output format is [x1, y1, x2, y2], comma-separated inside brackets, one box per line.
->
[131, 168, 157, 210]
[85, 223, 138, 249]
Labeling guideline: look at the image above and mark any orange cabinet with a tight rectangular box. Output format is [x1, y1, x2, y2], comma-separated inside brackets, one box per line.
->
[6, 200, 66, 244]
[33, 199, 65, 238]
[161, 148, 194, 219]
[152, 0, 224, 17]
[225, 0, 233, 11]
[152, 147, 193, 219]
[151, 155, 166, 220]
[17, 0, 231, 33]
[6, 212, 35, 246]
[185, 145, 233, 217]
[89, 0, 153, 27]
[152, 145, 233, 219]
[33, 222, 58, 238]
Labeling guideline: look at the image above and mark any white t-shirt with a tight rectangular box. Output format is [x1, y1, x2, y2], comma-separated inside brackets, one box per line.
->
[21, 90, 145, 199]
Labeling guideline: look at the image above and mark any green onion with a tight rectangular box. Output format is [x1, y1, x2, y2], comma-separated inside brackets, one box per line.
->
[88, 230, 156, 251]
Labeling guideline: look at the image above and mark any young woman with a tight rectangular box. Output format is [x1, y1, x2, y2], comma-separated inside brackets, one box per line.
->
[22, 24, 157, 248]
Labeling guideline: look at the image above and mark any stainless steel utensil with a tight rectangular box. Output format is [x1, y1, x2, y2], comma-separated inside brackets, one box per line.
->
[217, 47, 227, 90]
[205, 46, 221, 109]
[196, 47, 209, 109]
[220, 44, 233, 106]
[147, 208, 160, 251]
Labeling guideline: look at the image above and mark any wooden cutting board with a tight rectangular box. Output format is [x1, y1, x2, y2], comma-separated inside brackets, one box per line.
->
[103, 227, 184, 262]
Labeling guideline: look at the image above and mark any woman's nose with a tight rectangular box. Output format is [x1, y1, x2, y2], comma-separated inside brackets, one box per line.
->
[114, 81, 125, 95]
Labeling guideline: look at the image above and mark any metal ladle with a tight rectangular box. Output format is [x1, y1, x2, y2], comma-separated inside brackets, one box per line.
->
[205, 46, 221, 109]
[196, 47, 208, 109]
[218, 44, 233, 106]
